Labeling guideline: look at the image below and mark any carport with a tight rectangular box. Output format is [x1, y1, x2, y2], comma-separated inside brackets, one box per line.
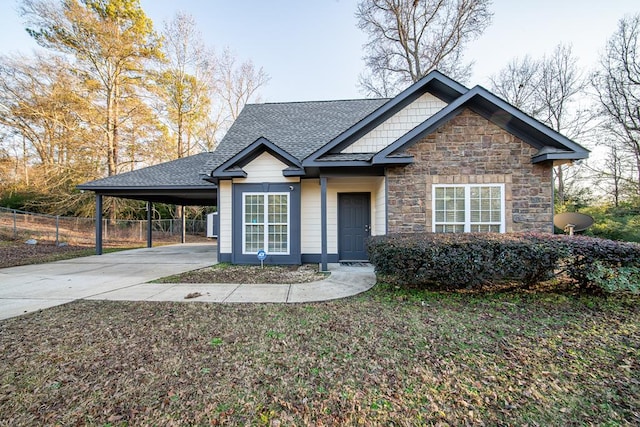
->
[77, 152, 218, 255]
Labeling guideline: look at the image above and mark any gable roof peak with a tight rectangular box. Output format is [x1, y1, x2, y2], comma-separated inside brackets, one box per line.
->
[210, 136, 303, 179]
[303, 70, 469, 165]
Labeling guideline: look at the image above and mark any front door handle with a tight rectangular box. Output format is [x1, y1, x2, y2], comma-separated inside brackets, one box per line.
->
[364, 224, 370, 233]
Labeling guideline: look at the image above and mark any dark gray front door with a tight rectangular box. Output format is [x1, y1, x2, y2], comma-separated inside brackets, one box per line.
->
[338, 193, 370, 261]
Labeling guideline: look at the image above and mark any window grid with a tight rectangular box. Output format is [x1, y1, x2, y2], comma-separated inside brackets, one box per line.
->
[242, 192, 289, 255]
[433, 184, 504, 233]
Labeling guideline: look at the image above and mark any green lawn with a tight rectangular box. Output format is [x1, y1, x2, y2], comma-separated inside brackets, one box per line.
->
[0, 284, 638, 426]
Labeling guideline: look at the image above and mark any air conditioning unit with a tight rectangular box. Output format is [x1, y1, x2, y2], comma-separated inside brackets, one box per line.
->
[206, 212, 218, 238]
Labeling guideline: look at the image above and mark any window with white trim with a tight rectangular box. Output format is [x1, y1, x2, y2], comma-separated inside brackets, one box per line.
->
[243, 193, 289, 254]
[432, 184, 505, 233]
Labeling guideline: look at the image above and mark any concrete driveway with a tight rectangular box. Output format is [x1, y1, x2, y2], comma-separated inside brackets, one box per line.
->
[0, 244, 376, 321]
[0, 244, 216, 320]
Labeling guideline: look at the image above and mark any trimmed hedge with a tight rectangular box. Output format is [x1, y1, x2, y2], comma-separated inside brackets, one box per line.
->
[367, 233, 640, 293]
[560, 235, 640, 291]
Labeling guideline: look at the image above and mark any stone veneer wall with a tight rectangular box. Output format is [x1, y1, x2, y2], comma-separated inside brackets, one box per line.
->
[386, 108, 553, 234]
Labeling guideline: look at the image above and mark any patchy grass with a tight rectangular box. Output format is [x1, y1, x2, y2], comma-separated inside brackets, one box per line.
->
[0, 240, 132, 269]
[0, 241, 94, 268]
[1, 285, 638, 425]
[154, 263, 328, 284]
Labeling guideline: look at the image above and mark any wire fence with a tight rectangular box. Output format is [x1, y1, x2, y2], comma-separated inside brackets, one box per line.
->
[0, 206, 209, 247]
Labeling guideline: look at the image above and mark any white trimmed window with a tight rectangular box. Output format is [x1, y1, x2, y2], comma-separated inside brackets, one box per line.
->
[242, 193, 289, 254]
[432, 184, 505, 233]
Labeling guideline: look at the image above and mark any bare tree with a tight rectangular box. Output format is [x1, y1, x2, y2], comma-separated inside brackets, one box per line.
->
[215, 49, 270, 122]
[356, 0, 493, 96]
[593, 14, 640, 197]
[538, 45, 591, 204]
[489, 55, 540, 111]
[592, 143, 629, 207]
[490, 44, 592, 206]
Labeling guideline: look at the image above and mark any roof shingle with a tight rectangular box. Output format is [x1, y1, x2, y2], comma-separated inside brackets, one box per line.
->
[78, 152, 215, 189]
[203, 98, 389, 174]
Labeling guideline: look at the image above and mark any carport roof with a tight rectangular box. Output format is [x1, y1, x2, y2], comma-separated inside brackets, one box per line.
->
[77, 152, 217, 206]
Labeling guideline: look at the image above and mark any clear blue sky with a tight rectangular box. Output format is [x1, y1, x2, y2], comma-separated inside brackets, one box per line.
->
[0, 0, 638, 102]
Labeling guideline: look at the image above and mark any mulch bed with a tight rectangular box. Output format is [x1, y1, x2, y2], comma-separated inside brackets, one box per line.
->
[155, 263, 328, 284]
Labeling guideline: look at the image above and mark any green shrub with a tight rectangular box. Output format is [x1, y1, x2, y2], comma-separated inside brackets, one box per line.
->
[560, 235, 640, 291]
[581, 205, 640, 243]
[0, 190, 42, 211]
[583, 262, 640, 293]
[368, 233, 640, 294]
[367, 233, 566, 289]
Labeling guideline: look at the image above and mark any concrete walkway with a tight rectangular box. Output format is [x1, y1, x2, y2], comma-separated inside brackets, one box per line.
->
[0, 244, 376, 320]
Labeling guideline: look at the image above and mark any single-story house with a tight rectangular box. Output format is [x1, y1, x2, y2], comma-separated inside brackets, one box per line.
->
[79, 70, 589, 270]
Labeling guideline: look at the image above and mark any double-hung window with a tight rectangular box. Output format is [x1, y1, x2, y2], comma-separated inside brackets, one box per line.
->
[433, 184, 505, 233]
[243, 193, 289, 254]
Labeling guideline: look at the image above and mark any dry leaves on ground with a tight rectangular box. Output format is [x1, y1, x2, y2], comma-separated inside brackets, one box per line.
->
[0, 240, 93, 268]
[155, 263, 328, 284]
[1, 289, 639, 426]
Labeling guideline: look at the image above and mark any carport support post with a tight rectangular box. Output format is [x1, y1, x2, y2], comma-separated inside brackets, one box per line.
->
[320, 177, 328, 272]
[181, 205, 186, 244]
[146, 201, 153, 248]
[95, 195, 103, 255]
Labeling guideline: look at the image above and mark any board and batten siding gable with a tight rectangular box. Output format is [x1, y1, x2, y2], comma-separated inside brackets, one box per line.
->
[341, 92, 447, 154]
[232, 151, 300, 184]
[219, 180, 233, 253]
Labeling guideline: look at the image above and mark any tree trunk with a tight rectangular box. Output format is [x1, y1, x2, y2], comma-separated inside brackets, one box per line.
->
[113, 82, 119, 174]
[106, 88, 116, 176]
[22, 135, 29, 186]
[177, 112, 183, 158]
[555, 165, 564, 205]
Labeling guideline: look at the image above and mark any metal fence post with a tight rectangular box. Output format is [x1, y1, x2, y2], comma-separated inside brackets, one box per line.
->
[55, 215, 59, 246]
[13, 209, 17, 239]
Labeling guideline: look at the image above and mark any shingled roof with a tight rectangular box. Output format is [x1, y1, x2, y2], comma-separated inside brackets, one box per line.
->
[203, 98, 389, 175]
[78, 152, 217, 205]
[79, 152, 215, 189]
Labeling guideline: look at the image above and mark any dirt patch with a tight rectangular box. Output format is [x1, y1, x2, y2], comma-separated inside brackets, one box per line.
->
[0, 239, 94, 268]
[156, 263, 328, 284]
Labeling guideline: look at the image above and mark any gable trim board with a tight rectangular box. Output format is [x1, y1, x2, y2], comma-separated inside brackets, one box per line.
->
[304, 70, 469, 165]
[211, 137, 303, 179]
[303, 86, 589, 168]
[330, 85, 589, 167]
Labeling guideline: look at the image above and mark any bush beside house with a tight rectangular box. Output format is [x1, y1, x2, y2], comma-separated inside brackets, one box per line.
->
[367, 233, 640, 293]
